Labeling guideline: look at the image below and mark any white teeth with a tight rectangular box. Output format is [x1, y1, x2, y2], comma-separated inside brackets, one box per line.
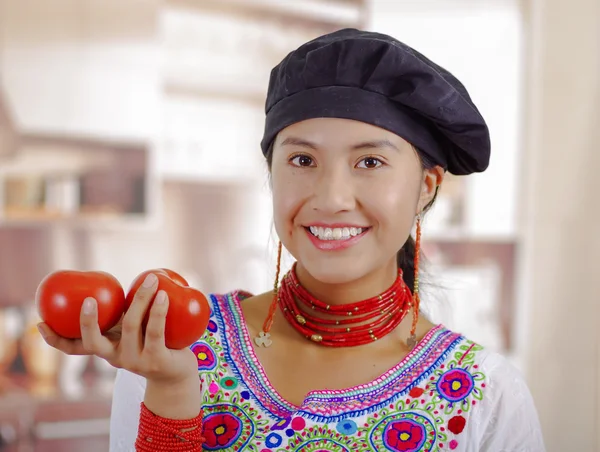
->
[309, 226, 365, 240]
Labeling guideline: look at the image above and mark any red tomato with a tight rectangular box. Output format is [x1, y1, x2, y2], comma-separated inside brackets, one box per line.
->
[36, 270, 125, 339]
[125, 268, 210, 349]
[154, 268, 188, 286]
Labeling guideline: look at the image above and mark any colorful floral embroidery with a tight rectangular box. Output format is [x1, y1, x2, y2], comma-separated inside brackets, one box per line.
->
[207, 319, 218, 333]
[364, 402, 445, 451]
[193, 292, 490, 451]
[270, 417, 291, 431]
[336, 419, 358, 435]
[426, 342, 486, 418]
[265, 431, 284, 448]
[448, 416, 466, 435]
[220, 376, 238, 390]
[192, 343, 217, 371]
[437, 369, 474, 402]
[409, 387, 425, 398]
[384, 417, 429, 451]
[203, 411, 243, 449]
[202, 392, 268, 451]
[278, 424, 362, 451]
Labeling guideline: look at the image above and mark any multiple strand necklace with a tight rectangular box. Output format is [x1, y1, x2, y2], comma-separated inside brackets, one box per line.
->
[277, 263, 413, 347]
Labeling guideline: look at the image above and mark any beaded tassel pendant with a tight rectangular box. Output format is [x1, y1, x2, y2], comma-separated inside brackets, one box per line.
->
[254, 241, 283, 348]
[407, 214, 422, 350]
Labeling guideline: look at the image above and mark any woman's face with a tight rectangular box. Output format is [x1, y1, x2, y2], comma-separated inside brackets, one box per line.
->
[271, 118, 443, 284]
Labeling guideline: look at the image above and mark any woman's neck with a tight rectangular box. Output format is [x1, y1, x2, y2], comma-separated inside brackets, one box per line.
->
[292, 260, 400, 306]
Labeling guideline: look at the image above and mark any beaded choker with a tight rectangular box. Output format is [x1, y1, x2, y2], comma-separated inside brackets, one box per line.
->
[254, 218, 423, 349]
[276, 264, 413, 347]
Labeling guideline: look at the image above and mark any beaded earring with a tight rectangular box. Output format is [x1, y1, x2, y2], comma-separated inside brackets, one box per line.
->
[407, 213, 422, 349]
[254, 240, 283, 348]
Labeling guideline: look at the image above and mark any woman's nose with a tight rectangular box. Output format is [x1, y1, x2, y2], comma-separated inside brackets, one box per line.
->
[310, 167, 356, 213]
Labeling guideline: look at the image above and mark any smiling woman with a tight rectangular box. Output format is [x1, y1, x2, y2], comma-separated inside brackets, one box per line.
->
[41, 28, 545, 451]
[268, 119, 442, 288]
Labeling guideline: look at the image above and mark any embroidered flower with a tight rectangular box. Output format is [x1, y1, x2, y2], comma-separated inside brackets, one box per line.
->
[220, 376, 238, 390]
[384, 419, 426, 451]
[207, 320, 218, 333]
[437, 368, 475, 402]
[265, 432, 283, 447]
[368, 411, 439, 451]
[336, 419, 358, 435]
[450, 439, 459, 449]
[192, 343, 216, 370]
[291, 416, 306, 431]
[208, 381, 219, 395]
[203, 412, 243, 448]
[270, 417, 291, 431]
[409, 387, 425, 398]
[448, 416, 466, 434]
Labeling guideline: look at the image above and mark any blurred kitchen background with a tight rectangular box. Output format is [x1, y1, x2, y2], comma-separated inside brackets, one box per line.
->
[0, 0, 598, 451]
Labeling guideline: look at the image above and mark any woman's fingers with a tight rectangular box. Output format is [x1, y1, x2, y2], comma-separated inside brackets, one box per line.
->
[79, 297, 117, 359]
[37, 323, 90, 356]
[143, 290, 169, 357]
[120, 273, 158, 363]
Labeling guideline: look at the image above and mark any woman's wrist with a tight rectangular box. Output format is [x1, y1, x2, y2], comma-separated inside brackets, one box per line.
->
[143, 375, 201, 420]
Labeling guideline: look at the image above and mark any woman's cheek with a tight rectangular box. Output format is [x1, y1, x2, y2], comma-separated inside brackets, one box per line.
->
[272, 185, 301, 238]
[361, 184, 418, 229]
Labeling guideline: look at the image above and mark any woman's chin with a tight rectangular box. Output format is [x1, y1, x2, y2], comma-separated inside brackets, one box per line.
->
[295, 258, 369, 286]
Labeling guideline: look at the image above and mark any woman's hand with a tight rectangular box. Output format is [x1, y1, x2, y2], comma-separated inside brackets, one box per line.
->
[37, 273, 198, 387]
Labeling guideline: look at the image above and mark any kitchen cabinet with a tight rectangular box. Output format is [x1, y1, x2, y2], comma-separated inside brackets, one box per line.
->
[0, 134, 156, 229]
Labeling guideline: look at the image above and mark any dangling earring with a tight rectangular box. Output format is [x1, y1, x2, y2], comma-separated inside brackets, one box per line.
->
[407, 214, 422, 350]
[254, 240, 283, 348]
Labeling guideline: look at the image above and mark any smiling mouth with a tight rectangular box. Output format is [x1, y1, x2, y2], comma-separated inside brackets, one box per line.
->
[305, 226, 370, 241]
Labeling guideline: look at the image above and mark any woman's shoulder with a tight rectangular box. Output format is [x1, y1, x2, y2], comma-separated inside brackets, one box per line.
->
[466, 342, 539, 413]
[435, 326, 532, 395]
[444, 329, 529, 390]
[434, 328, 545, 449]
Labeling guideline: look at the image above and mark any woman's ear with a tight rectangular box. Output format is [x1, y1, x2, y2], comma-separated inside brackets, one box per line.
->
[417, 166, 445, 213]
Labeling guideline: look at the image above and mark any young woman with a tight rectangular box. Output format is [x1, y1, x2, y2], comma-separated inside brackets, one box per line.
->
[39, 29, 545, 451]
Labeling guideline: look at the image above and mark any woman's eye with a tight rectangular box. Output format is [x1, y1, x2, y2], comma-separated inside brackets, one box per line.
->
[357, 157, 383, 169]
[290, 155, 314, 167]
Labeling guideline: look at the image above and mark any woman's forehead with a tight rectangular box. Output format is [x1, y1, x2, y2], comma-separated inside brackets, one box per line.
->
[275, 118, 412, 151]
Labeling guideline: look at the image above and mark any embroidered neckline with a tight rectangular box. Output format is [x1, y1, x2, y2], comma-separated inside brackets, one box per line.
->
[213, 291, 463, 419]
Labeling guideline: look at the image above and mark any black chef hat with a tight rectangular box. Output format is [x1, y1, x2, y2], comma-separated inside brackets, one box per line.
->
[260, 28, 491, 175]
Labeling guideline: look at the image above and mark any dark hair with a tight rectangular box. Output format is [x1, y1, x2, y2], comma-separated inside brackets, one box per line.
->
[264, 143, 439, 290]
[397, 149, 438, 289]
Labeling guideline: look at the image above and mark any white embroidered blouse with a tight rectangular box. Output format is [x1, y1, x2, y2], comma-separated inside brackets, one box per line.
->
[109, 291, 546, 451]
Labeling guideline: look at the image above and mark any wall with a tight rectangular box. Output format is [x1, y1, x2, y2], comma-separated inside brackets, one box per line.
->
[369, 0, 600, 449]
[367, 0, 524, 239]
[518, 0, 600, 448]
[0, 0, 160, 141]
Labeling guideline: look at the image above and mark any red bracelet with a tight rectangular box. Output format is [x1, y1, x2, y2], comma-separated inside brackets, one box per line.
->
[135, 402, 204, 451]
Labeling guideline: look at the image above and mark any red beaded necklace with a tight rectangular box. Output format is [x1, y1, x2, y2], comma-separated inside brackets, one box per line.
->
[277, 263, 413, 347]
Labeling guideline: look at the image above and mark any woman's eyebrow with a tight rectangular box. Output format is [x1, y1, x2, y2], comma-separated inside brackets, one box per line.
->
[280, 137, 318, 150]
[280, 137, 400, 152]
[351, 139, 400, 152]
